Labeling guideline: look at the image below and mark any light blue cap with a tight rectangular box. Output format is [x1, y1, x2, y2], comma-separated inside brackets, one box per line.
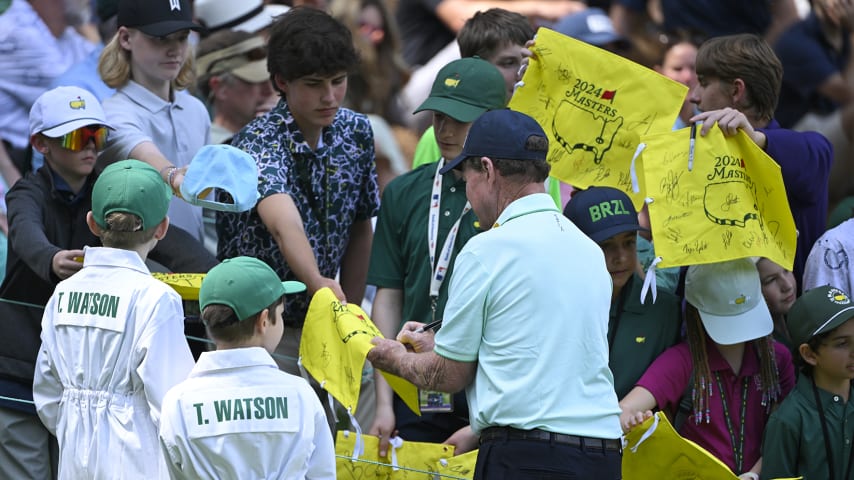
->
[181, 144, 260, 212]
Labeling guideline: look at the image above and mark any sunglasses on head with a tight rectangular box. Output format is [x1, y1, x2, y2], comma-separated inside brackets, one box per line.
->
[59, 125, 108, 152]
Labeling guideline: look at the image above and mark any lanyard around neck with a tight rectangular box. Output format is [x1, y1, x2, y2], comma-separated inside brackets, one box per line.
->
[812, 378, 854, 480]
[428, 159, 471, 300]
[715, 372, 749, 474]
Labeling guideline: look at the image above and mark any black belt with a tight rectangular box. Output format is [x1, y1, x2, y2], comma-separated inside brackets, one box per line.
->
[479, 426, 622, 452]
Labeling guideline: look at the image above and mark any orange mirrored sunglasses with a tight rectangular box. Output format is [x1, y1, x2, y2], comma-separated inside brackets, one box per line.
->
[60, 125, 108, 151]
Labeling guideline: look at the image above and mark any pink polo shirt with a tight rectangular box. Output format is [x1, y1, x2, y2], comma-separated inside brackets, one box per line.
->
[636, 337, 795, 473]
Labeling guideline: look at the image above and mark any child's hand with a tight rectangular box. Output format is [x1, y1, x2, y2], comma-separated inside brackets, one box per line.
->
[52, 249, 85, 280]
[444, 425, 478, 455]
[619, 409, 653, 433]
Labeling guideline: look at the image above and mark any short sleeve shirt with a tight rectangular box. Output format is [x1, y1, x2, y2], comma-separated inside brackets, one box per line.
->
[367, 162, 478, 328]
[761, 375, 854, 480]
[636, 338, 795, 473]
[218, 99, 380, 324]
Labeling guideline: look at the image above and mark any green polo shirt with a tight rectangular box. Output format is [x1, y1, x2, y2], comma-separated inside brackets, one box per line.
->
[367, 162, 479, 327]
[609, 273, 682, 399]
[761, 374, 854, 480]
[412, 126, 563, 208]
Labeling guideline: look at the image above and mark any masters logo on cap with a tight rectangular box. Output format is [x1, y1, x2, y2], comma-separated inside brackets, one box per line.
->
[92, 160, 172, 231]
[787, 285, 854, 346]
[414, 57, 506, 123]
[685, 258, 773, 345]
[29, 86, 112, 138]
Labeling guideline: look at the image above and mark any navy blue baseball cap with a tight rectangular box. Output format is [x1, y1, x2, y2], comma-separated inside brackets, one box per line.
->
[439, 109, 547, 174]
[563, 186, 646, 243]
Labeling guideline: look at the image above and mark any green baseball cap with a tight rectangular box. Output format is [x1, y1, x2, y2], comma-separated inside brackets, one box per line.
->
[414, 57, 506, 122]
[788, 285, 854, 347]
[92, 159, 171, 231]
[200, 256, 306, 321]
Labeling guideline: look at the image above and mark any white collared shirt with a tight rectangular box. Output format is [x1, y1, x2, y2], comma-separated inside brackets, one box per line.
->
[159, 347, 335, 479]
[33, 246, 195, 479]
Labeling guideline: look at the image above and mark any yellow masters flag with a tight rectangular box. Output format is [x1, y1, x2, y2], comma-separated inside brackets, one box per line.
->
[435, 449, 477, 480]
[640, 126, 796, 269]
[152, 272, 205, 300]
[336, 431, 462, 479]
[300, 288, 420, 415]
[509, 27, 687, 208]
[624, 413, 802, 480]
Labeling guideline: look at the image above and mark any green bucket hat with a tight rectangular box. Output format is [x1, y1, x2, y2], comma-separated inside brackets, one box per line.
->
[92, 159, 171, 231]
[200, 256, 306, 321]
[414, 57, 506, 122]
[788, 285, 854, 346]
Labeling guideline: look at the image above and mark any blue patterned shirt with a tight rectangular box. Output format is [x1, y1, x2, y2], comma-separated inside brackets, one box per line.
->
[218, 99, 380, 325]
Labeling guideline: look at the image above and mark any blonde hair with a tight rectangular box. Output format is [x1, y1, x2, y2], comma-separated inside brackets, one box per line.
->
[99, 30, 197, 91]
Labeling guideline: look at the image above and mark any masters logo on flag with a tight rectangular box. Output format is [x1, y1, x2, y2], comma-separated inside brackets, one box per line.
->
[509, 27, 688, 208]
[639, 127, 796, 270]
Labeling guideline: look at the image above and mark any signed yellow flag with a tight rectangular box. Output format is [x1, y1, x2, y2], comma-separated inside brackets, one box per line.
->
[336, 431, 468, 480]
[435, 449, 478, 480]
[300, 288, 419, 415]
[623, 413, 801, 480]
[639, 127, 796, 270]
[509, 27, 687, 208]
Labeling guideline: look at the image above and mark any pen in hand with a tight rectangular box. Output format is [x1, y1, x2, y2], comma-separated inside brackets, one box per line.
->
[414, 319, 443, 334]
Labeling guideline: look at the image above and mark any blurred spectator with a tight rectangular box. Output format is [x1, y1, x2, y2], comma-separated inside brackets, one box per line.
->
[195, 0, 289, 37]
[653, 31, 700, 129]
[554, 7, 631, 54]
[612, 0, 799, 43]
[49, 0, 118, 102]
[330, 0, 411, 191]
[0, 0, 96, 177]
[196, 30, 273, 144]
[774, 0, 854, 213]
[611, 0, 800, 66]
[331, 0, 409, 126]
[803, 215, 854, 299]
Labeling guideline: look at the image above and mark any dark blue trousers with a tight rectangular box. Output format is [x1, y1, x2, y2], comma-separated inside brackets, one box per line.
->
[474, 435, 622, 479]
